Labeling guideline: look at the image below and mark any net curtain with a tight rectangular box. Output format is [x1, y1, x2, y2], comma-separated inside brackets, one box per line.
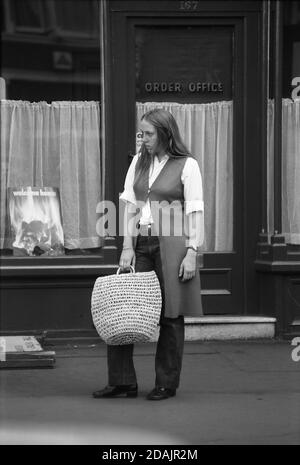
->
[0, 100, 103, 250]
[1, 99, 299, 252]
[136, 101, 234, 252]
[268, 98, 300, 244]
[137, 99, 300, 250]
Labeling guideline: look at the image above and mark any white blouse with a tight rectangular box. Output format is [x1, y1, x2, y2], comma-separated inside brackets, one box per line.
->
[120, 153, 204, 223]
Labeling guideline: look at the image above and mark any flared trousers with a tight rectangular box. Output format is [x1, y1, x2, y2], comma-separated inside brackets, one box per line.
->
[107, 234, 185, 389]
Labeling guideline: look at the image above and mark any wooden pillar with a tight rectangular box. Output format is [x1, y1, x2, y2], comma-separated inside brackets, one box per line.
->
[260, 1, 270, 236]
[273, 0, 283, 236]
[256, 0, 286, 261]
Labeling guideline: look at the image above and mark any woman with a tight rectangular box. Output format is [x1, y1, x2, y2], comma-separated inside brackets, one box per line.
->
[93, 108, 204, 400]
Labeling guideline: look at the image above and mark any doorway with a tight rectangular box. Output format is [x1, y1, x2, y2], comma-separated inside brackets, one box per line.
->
[108, 1, 262, 315]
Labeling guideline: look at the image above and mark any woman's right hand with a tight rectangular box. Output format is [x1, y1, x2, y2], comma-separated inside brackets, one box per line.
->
[119, 248, 136, 270]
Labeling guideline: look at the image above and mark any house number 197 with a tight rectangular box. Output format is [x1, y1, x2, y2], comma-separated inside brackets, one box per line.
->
[179, 1, 199, 10]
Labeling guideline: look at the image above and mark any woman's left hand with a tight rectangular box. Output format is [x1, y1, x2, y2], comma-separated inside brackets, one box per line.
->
[179, 250, 197, 282]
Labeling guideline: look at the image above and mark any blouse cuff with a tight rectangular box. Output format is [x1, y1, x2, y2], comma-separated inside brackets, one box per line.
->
[185, 200, 204, 215]
[119, 190, 137, 205]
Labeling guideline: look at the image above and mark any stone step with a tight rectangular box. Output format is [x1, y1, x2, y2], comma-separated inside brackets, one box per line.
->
[3, 317, 275, 346]
[151, 316, 276, 341]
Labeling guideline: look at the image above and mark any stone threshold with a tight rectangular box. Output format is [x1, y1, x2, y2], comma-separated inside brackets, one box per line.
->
[1, 317, 276, 346]
[151, 316, 277, 342]
[185, 316, 276, 324]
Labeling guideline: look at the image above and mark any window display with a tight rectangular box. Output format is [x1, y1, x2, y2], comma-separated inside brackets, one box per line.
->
[8, 187, 64, 257]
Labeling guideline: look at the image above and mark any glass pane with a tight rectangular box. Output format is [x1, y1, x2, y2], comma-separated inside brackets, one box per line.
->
[0, 0, 104, 258]
[135, 25, 234, 252]
[54, 0, 99, 35]
[267, 1, 300, 246]
[282, 0, 300, 245]
[13, 0, 44, 29]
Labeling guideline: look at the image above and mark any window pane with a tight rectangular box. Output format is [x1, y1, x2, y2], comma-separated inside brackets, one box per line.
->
[13, 0, 44, 29]
[54, 0, 99, 35]
[268, 1, 300, 245]
[282, 0, 300, 244]
[1, 0, 104, 258]
[135, 26, 234, 252]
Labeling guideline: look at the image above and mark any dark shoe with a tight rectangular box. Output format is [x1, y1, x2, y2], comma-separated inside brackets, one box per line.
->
[146, 386, 176, 401]
[93, 384, 138, 398]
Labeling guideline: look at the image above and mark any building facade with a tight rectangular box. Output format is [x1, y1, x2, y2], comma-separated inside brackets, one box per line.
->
[0, 0, 300, 342]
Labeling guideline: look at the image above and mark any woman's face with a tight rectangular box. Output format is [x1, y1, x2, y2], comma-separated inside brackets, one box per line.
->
[140, 119, 158, 154]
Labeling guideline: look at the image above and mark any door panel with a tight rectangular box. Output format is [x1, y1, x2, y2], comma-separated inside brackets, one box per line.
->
[135, 25, 233, 103]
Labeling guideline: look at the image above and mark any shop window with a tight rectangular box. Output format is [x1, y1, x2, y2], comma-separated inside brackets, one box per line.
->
[267, 0, 300, 245]
[282, 0, 300, 245]
[0, 0, 104, 258]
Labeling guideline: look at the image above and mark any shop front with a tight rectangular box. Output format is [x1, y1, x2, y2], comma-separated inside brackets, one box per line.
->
[0, 0, 299, 341]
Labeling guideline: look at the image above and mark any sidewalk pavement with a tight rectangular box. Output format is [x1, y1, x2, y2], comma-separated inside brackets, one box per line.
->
[0, 339, 300, 445]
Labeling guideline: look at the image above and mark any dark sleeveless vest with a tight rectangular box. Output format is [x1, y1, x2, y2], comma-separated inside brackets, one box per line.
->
[133, 156, 203, 318]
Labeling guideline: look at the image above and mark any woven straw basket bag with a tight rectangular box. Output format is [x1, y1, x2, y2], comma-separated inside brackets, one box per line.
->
[91, 266, 162, 345]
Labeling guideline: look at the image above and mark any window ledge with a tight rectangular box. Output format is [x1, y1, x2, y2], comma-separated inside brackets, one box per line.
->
[255, 260, 300, 273]
[0, 255, 119, 278]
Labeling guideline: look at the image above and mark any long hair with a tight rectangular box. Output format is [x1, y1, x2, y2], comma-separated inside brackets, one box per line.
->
[135, 108, 192, 181]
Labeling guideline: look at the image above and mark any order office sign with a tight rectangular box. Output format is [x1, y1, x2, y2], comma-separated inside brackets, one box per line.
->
[135, 25, 233, 103]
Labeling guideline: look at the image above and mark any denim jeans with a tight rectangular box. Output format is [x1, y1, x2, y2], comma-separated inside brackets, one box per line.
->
[107, 234, 185, 389]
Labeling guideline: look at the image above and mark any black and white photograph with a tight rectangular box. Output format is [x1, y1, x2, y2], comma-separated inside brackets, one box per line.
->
[0, 0, 300, 448]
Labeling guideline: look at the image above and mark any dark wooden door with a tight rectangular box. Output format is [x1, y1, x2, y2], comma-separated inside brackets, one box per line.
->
[108, 1, 262, 316]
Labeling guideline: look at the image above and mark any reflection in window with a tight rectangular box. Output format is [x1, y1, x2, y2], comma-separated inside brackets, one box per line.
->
[13, 0, 46, 30]
[54, 0, 99, 36]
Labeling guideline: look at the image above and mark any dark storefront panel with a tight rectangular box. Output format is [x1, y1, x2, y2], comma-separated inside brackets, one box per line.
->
[0, 0, 300, 339]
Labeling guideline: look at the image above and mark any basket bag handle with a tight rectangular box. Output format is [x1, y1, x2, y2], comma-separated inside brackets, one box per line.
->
[116, 266, 135, 275]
